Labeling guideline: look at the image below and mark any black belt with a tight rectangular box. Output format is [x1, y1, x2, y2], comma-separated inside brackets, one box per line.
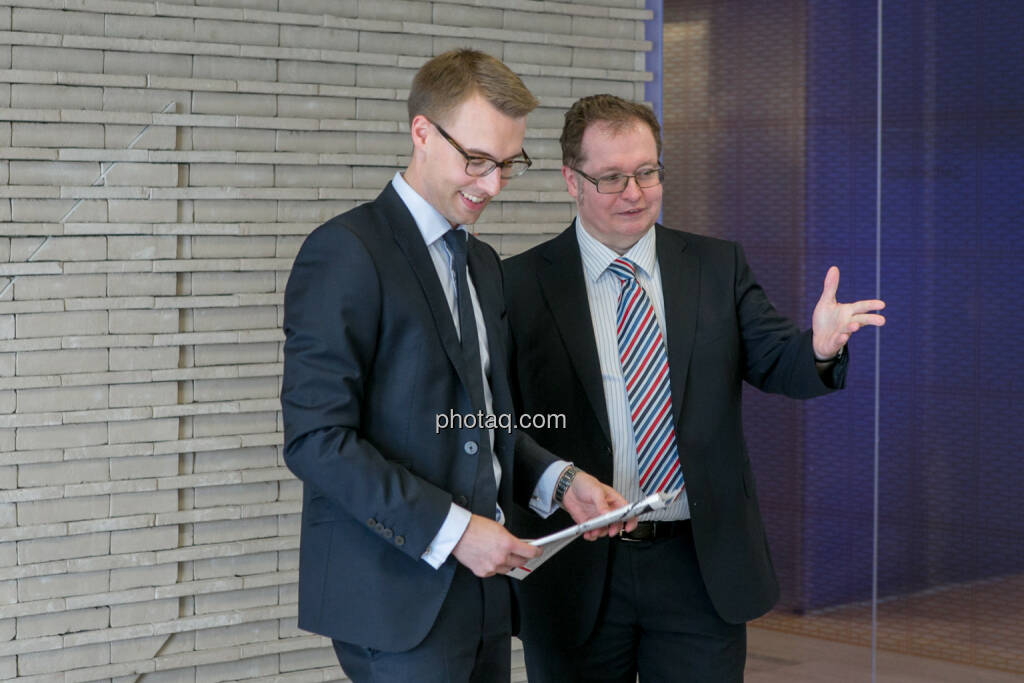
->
[616, 519, 691, 542]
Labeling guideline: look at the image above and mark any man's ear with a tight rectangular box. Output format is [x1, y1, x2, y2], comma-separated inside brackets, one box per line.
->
[561, 166, 580, 201]
[410, 114, 432, 152]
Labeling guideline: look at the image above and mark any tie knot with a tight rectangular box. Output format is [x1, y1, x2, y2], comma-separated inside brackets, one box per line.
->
[607, 257, 638, 284]
[442, 229, 468, 258]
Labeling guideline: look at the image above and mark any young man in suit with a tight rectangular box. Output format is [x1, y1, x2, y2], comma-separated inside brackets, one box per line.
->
[281, 53, 631, 683]
[504, 94, 886, 681]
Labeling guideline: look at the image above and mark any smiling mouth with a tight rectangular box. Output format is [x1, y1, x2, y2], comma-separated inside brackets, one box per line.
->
[460, 190, 487, 205]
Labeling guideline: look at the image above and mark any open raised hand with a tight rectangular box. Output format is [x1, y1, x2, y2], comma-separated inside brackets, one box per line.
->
[811, 266, 886, 360]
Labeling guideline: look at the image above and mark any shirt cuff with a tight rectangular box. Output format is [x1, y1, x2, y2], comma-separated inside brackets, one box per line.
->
[529, 460, 572, 519]
[421, 503, 472, 569]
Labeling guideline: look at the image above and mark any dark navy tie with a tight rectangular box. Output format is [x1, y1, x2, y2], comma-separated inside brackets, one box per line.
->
[442, 230, 497, 520]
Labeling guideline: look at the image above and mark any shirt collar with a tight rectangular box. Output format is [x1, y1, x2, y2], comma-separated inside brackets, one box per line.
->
[575, 217, 658, 284]
[391, 171, 465, 247]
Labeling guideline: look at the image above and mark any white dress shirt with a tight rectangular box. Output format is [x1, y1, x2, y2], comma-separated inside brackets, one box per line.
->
[575, 219, 690, 522]
[391, 172, 566, 567]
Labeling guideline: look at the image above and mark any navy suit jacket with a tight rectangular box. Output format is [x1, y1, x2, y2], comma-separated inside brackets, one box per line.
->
[281, 183, 555, 651]
[504, 224, 847, 648]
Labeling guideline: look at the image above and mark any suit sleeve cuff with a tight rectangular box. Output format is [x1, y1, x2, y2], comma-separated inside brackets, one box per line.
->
[815, 344, 849, 389]
[529, 460, 572, 518]
[421, 503, 472, 569]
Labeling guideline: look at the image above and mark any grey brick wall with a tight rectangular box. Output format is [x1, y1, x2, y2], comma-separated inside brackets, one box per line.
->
[0, 0, 651, 679]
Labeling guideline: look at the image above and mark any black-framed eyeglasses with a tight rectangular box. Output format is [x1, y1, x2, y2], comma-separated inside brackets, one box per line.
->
[572, 164, 665, 194]
[430, 120, 532, 179]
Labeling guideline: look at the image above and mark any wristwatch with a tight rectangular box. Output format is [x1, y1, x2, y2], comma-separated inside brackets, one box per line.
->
[554, 465, 580, 505]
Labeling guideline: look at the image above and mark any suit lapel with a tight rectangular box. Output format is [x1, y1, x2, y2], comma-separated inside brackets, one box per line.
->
[537, 227, 613, 446]
[378, 184, 476, 398]
[655, 225, 699, 429]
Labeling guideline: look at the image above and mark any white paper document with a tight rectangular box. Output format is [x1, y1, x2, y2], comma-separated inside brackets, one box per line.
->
[506, 488, 683, 580]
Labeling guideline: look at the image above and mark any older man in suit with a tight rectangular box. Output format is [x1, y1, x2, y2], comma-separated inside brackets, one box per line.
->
[504, 94, 886, 681]
[281, 53, 630, 683]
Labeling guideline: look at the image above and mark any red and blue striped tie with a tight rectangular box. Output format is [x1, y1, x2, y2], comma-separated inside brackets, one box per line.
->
[608, 257, 684, 495]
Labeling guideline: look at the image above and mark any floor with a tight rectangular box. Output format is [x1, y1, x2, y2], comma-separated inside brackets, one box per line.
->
[510, 630, 1022, 682]
[746, 627, 1023, 682]
[505, 573, 1024, 680]
[748, 572, 1024, 681]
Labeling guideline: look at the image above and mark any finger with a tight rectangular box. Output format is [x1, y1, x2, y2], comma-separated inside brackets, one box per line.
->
[818, 266, 840, 306]
[510, 541, 541, 559]
[847, 299, 886, 314]
[508, 553, 535, 567]
[852, 313, 886, 327]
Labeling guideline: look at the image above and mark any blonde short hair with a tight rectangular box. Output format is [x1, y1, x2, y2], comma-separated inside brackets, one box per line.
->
[408, 49, 539, 125]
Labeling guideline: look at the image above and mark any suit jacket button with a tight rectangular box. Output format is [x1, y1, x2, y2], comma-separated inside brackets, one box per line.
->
[367, 518, 377, 527]
[464, 441, 478, 455]
[375, 523, 385, 534]
[383, 528, 393, 539]
[395, 536, 405, 546]
[456, 495, 468, 507]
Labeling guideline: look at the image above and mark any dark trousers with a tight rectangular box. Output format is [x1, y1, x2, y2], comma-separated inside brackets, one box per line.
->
[333, 564, 512, 683]
[523, 524, 746, 682]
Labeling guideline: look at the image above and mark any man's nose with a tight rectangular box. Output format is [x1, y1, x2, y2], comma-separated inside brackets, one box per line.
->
[620, 175, 643, 200]
[479, 168, 503, 196]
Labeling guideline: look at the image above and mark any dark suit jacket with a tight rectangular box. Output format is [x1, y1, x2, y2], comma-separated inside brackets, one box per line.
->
[504, 223, 847, 648]
[281, 183, 556, 652]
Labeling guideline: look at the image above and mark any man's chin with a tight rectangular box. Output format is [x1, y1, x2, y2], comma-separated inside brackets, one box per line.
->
[617, 219, 653, 235]
[454, 206, 488, 226]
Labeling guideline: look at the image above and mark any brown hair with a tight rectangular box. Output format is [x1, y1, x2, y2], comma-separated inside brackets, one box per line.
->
[407, 49, 538, 124]
[560, 94, 662, 167]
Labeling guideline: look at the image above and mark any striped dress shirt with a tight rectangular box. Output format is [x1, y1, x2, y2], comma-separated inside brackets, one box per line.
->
[575, 219, 690, 522]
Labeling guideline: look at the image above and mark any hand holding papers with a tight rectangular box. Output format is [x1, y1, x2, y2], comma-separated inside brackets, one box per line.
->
[507, 488, 683, 580]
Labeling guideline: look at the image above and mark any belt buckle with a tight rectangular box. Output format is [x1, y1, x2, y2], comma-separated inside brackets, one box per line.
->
[617, 526, 641, 542]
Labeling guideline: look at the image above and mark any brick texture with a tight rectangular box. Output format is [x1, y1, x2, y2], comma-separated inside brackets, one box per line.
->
[0, 0, 651, 680]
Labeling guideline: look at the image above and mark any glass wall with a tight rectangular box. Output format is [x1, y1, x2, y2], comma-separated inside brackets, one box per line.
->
[657, 0, 1023, 678]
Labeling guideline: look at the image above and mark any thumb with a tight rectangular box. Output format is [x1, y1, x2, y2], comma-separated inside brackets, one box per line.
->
[818, 266, 840, 306]
[512, 537, 542, 557]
